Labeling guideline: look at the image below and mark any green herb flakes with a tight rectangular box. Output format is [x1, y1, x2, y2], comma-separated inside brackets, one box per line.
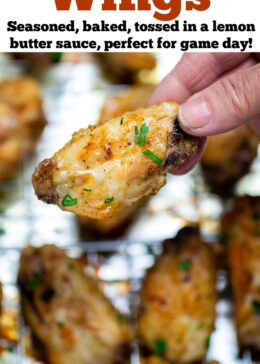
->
[197, 321, 204, 329]
[57, 321, 65, 327]
[179, 260, 191, 271]
[154, 338, 167, 356]
[105, 197, 114, 204]
[142, 150, 162, 165]
[219, 232, 229, 246]
[252, 300, 260, 313]
[205, 336, 211, 350]
[83, 188, 92, 192]
[6, 343, 14, 353]
[117, 313, 126, 323]
[62, 194, 77, 206]
[120, 117, 124, 125]
[135, 126, 140, 145]
[26, 274, 42, 292]
[67, 262, 75, 271]
[140, 123, 149, 146]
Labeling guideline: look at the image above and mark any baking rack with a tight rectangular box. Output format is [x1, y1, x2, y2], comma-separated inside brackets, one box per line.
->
[0, 54, 259, 364]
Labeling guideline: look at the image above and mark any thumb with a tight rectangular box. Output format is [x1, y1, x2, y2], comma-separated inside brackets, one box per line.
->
[178, 64, 260, 136]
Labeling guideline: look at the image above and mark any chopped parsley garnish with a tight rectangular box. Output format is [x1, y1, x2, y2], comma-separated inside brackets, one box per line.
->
[142, 150, 162, 165]
[67, 262, 75, 270]
[205, 336, 211, 350]
[57, 321, 65, 327]
[26, 274, 42, 292]
[62, 194, 77, 206]
[146, 245, 155, 255]
[0, 227, 5, 235]
[135, 126, 140, 145]
[117, 313, 126, 323]
[120, 117, 124, 125]
[105, 197, 114, 204]
[140, 123, 149, 146]
[50, 52, 63, 62]
[179, 260, 191, 271]
[154, 339, 167, 356]
[83, 188, 92, 192]
[251, 300, 260, 313]
[197, 321, 204, 329]
[219, 232, 229, 246]
[6, 343, 14, 353]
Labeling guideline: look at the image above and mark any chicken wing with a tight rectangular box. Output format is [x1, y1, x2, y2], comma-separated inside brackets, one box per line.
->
[32, 102, 200, 220]
[223, 196, 260, 349]
[0, 102, 24, 181]
[78, 84, 155, 234]
[0, 77, 46, 153]
[138, 226, 217, 363]
[18, 244, 132, 364]
[99, 84, 155, 124]
[97, 53, 156, 84]
[201, 126, 259, 197]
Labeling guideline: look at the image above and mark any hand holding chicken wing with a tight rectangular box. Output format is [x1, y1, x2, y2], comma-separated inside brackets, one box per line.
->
[32, 102, 200, 220]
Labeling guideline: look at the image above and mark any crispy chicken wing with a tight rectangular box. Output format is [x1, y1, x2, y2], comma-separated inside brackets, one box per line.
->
[97, 53, 156, 84]
[32, 102, 200, 220]
[201, 126, 259, 197]
[223, 196, 260, 349]
[18, 244, 132, 364]
[138, 227, 217, 363]
[0, 77, 46, 153]
[78, 84, 155, 234]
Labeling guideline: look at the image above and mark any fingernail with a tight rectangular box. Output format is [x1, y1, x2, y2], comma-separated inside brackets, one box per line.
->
[179, 98, 211, 130]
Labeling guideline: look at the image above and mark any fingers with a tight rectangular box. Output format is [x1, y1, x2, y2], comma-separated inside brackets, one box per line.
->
[178, 64, 260, 136]
[148, 53, 250, 105]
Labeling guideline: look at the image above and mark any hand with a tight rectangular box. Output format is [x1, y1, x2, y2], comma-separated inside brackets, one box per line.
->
[148, 53, 260, 174]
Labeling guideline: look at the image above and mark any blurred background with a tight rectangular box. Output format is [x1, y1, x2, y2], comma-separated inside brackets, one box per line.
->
[0, 52, 259, 364]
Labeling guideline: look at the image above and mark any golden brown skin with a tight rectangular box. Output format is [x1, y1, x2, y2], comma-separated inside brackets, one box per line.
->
[18, 245, 132, 364]
[99, 84, 155, 124]
[138, 227, 217, 364]
[32, 102, 200, 220]
[97, 53, 156, 84]
[223, 196, 260, 349]
[0, 103, 24, 181]
[0, 77, 47, 154]
[201, 126, 259, 197]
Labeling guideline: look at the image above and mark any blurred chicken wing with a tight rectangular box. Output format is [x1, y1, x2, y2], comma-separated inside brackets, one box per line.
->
[99, 84, 155, 124]
[223, 196, 260, 349]
[201, 126, 259, 198]
[138, 227, 217, 363]
[98, 53, 156, 84]
[0, 77, 46, 153]
[0, 103, 24, 181]
[32, 102, 200, 220]
[18, 244, 132, 364]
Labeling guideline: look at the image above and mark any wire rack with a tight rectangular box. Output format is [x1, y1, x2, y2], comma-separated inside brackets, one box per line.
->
[0, 54, 260, 364]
